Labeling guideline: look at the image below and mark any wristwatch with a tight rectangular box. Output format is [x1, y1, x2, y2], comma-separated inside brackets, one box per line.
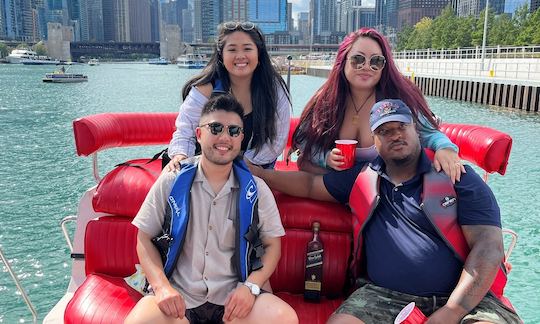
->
[243, 281, 261, 296]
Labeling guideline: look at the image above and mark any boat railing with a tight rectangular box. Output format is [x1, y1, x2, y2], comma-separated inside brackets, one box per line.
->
[0, 246, 38, 323]
[502, 228, 518, 263]
[61, 215, 78, 252]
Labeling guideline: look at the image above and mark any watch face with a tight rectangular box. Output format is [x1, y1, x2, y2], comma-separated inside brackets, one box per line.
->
[245, 282, 260, 295]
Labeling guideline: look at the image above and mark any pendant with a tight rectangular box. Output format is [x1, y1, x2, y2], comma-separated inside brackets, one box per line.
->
[352, 115, 360, 125]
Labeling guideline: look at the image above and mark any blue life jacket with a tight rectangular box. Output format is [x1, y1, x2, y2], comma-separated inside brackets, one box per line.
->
[155, 157, 264, 282]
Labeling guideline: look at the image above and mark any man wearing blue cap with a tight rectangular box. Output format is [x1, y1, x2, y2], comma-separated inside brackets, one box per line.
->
[249, 99, 521, 323]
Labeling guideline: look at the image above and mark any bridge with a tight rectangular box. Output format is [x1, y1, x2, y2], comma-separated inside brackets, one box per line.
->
[70, 42, 160, 60]
[68, 42, 339, 60]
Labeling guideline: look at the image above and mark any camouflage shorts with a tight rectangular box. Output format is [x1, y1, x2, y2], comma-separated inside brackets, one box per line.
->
[334, 281, 521, 324]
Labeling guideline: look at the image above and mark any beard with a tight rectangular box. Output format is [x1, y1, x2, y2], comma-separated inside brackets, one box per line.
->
[387, 140, 421, 166]
[201, 144, 241, 166]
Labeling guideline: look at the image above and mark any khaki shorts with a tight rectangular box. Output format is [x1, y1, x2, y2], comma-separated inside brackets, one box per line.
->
[334, 281, 521, 324]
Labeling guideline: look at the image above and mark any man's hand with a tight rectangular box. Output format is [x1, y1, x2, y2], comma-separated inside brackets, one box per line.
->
[223, 285, 256, 322]
[154, 284, 186, 319]
[426, 303, 467, 324]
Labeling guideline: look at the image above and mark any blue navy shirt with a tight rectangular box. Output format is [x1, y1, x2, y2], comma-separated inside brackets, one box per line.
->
[323, 151, 501, 296]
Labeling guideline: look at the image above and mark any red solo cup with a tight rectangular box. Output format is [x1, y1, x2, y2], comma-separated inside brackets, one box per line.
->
[394, 302, 428, 324]
[335, 139, 358, 169]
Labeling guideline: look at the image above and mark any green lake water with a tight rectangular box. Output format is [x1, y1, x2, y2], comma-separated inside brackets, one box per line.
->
[0, 63, 538, 323]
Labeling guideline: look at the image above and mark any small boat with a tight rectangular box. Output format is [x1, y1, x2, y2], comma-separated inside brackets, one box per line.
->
[176, 54, 208, 69]
[88, 59, 99, 66]
[40, 113, 517, 323]
[43, 67, 88, 83]
[148, 57, 170, 65]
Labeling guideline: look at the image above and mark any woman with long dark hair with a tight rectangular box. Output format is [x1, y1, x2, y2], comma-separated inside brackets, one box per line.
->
[166, 21, 291, 170]
[292, 28, 464, 182]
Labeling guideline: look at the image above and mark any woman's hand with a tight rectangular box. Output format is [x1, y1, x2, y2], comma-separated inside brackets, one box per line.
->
[433, 148, 466, 184]
[326, 148, 346, 171]
[165, 154, 187, 172]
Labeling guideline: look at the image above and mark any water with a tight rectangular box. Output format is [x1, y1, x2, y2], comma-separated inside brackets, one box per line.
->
[0, 64, 538, 323]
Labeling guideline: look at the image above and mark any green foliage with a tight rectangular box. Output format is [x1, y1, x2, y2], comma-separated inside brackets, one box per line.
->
[16, 43, 29, 49]
[33, 42, 48, 56]
[396, 25, 414, 51]
[0, 42, 9, 58]
[396, 5, 540, 49]
[408, 17, 433, 50]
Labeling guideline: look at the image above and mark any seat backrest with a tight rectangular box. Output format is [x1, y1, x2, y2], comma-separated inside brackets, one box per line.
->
[270, 192, 352, 298]
[84, 216, 139, 277]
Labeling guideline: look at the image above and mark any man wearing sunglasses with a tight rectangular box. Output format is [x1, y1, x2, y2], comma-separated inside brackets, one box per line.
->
[127, 95, 298, 324]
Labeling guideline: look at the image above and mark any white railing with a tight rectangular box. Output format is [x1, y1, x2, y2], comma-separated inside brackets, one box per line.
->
[393, 45, 540, 60]
[395, 57, 540, 82]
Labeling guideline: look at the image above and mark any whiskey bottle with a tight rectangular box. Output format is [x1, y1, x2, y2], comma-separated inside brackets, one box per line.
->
[304, 221, 324, 302]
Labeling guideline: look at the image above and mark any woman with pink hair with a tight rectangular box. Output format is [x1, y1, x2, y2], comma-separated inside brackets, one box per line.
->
[292, 28, 464, 182]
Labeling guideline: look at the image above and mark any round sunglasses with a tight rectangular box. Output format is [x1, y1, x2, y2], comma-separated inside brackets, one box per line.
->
[348, 54, 386, 71]
[199, 122, 244, 137]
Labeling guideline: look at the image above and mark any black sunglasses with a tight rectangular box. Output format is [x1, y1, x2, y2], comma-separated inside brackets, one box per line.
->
[222, 21, 256, 31]
[199, 122, 244, 137]
[349, 54, 386, 71]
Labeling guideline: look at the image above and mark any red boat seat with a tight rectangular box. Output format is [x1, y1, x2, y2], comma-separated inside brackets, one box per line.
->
[64, 216, 142, 324]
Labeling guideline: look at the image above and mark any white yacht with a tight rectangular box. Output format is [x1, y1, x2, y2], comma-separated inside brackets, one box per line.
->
[88, 58, 99, 66]
[6, 49, 38, 64]
[177, 54, 208, 69]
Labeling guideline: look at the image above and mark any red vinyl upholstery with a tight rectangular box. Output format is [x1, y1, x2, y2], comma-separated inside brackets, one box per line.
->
[65, 217, 141, 324]
[93, 159, 162, 218]
[73, 113, 177, 156]
[440, 123, 512, 175]
[68, 115, 514, 323]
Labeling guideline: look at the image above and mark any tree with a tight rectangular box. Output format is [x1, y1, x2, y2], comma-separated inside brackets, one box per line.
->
[431, 5, 456, 49]
[396, 25, 414, 51]
[16, 43, 30, 49]
[33, 41, 48, 56]
[452, 16, 475, 48]
[0, 42, 9, 58]
[490, 14, 516, 46]
[408, 17, 433, 50]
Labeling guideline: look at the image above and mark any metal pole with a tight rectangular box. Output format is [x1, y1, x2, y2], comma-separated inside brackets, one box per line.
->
[0, 247, 38, 323]
[481, 0, 489, 71]
[286, 55, 292, 91]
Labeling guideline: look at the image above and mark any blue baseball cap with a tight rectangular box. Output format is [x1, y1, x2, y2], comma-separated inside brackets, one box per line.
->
[370, 99, 413, 131]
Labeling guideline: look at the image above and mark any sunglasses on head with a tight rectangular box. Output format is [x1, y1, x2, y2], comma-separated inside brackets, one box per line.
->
[349, 54, 386, 71]
[200, 122, 244, 137]
[223, 21, 256, 31]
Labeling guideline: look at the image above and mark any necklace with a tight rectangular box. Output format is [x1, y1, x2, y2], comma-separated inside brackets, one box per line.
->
[350, 92, 374, 125]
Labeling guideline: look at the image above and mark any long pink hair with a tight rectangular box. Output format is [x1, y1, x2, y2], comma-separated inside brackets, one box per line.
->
[292, 28, 438, 159]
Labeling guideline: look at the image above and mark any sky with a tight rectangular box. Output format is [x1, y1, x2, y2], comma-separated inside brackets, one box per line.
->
[290, 0, 376, 18]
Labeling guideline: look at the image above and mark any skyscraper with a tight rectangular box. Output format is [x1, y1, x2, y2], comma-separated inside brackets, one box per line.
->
[193, 0, 221, 42]
[3, 0, 34, 40]
[223, 0, 247, 21]
[129, 0, 151, 42]
[0, 1, 6, 38]
[375, 0, 398, 29]
[397, 0, 450, 30]
[532, 0, 539, 10]
[311, 0, 336, 35]
[247, 0, 287, 34]
[456, 0, 505, 16]
[297, 11, 309, 43]
[79, 0, 103, 41]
